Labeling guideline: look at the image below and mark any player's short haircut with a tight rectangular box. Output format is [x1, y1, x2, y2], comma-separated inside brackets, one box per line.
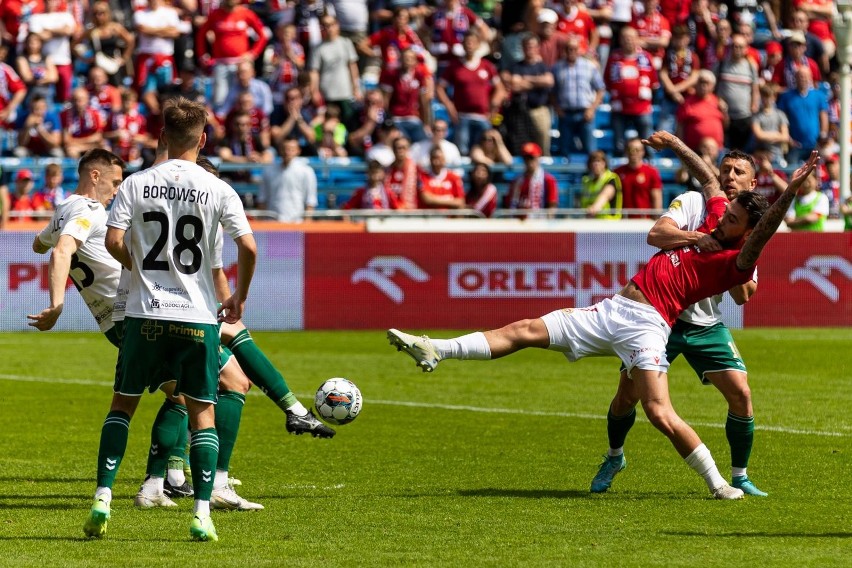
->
[162, 97, 207, 152]
[78, 148, 126, 177]
[196, 155, 219, 176]
[721, 149, 757, 176]
[733, 191, 769, 228]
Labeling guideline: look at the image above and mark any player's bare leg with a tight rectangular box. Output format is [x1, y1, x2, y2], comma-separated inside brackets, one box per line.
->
[631, 369, 743, 499]
[706, 370, 767, 496]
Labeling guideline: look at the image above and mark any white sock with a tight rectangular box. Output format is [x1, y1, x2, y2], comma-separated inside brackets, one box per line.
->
[607, 447, 624, 458]
[167, 467, 186, 487]
[214, 469, 229, 490]
[287, 400, 308, 416]
[142, 475, 164, 495]
[684, 443, 727, 492]
[193, 499, 210, 516]
[732, 467, 746, 478]
[432, 332, 491, 360]
[94, 487, 112, 504]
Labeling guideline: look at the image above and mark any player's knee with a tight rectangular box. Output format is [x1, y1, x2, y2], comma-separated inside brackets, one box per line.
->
[641, 402, 678, 436]
[725, 386, 752, 416]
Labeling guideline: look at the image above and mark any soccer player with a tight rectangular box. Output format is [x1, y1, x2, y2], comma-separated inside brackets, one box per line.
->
[589, 131, 769, 497]
[388, 151, 820, 499]
[86, 97, 258, 542]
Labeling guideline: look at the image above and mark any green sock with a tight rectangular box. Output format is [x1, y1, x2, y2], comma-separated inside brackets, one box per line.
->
[228, 329, 291, 403]
[215, 391, 245, 473]
[607, 406, 637, 450]
[726, 412, 754, 470]
[146, 399, 187, 477]
[96, 411, 131, 488]
[170, 417, 189, 461]
[189, 428, 219, 501]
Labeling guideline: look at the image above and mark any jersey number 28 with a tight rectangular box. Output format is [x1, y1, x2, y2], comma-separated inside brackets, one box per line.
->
[142, 211, 204, 275]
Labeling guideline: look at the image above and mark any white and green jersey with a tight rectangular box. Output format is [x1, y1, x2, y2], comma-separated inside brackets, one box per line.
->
[661, 191, 756, 327]
[107, 159, 252, 324]
[37, 194, 121, 332]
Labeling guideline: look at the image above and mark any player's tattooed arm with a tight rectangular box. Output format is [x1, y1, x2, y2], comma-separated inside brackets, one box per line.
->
[642, 131, 722, 199]
[737, 151, 820, 271]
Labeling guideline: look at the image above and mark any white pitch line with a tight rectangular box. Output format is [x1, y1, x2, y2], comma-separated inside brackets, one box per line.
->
[0, 374, 848, 438]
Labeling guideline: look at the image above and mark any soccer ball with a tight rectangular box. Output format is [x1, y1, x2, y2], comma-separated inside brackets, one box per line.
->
[315, 378, 362, 425]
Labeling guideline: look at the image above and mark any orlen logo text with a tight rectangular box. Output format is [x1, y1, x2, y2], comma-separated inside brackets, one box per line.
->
[448, 262, 637, 298]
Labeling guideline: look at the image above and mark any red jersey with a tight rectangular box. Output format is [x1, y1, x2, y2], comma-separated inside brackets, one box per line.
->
[795, 0, 833, 41]
[343, 185, 401, 210]
[503, 170, 558, 209]
[107, 105, 146, 160]
[631, 12, 671, 62]
[61, 107, 103, 138]
[556, 8, 596, 55]
[615, 163, 662, 215]
[427, 6, 479, 61]
[379, 66, 430, 119]
[197, 6, 267, 61]
[466, 183, 498, 218]
[418, 168, 464, 208]
[10, 192, 48, 221]
[660, 0, 690, 26]
[661, 47, 699, 87]
[439, 58, 498, 116]
[0, 0, 44, 44]
[771, 57, 822, 90]
[754, 169, 787, 205]
[604, 49, 659, 115]
[0, 63, 25, 119]
[675, 94, 724, 150]
[385, 158, 420, 208]
[88, 85, 121, 123]
[367, 26, 425, 71]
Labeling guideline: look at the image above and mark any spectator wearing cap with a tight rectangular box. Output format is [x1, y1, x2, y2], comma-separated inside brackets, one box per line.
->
[503, 142, 559, 211]
[614, 137, 662, 218]
[15, 94, 62, 157]
[760, 41, 783, 85]
[777, 66, 828, 164]
[556, 0, 599, 58]
[501, 35, 555, 156]
[787, 9, 828, 75]
[552, 36, 605, 156]
[715, 32, 759, 150]
[772, 31, 821, 92]
[537, 8, 570, 68]
[9, 169, 46, 222]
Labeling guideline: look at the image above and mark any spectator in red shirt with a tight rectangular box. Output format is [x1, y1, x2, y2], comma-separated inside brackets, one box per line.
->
[751, 148, 787, 205]
[556, 0, 599, 57]
[0, 0, 44, 56]
[426, 0, 490, 75]
[615, 137, 662, 218]
[418, 146, 466, 210]
[604, 26, 658, 156]
[675, 69, 725, 151]
[86, 66, 120, 125]
[465, 161, 498, 218]
[379, 48, 432, 144]
[659, 0, 690, 26]
[657, 25, 699, 135]
[9, 169, 46, 222]
[105, 89, 150, 165]
[436, 32, 506, 156]
[632, 0, 671, 68]
[61, 87, 104, 158]
[503, 142, 559, 211]
[795, 0, 835, 61]
[133, 0, 182, 97]
[358, 7, 426, 73]
[685, 0, 718, 66]
[772, 31, 821, 92]
[0, 41, 27, 128]
[196, 0, 268, 110]
[385, 135, 420, 209]
[225, 91, 272, 150]
[343, 159, 401, 210]
[537, 9, 570, 68]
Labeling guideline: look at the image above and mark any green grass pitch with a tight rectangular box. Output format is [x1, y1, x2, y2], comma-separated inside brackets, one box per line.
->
[0, 328, 849, 566]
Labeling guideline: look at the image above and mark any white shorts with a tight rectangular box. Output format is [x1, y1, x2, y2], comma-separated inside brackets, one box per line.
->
[540, 295, 671, 374]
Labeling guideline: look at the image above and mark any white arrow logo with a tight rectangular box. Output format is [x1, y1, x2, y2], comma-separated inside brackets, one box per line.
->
[149, 444, 159, 455]
[202, 470, 212, 482]
[105, 458, 117, 471]
[789, 255, 852, 302]
[351, 256, 430, 304]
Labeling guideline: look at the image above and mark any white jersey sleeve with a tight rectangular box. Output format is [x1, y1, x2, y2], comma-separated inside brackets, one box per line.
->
[112, 231, 133, 322]
[41, 195, 122, 332]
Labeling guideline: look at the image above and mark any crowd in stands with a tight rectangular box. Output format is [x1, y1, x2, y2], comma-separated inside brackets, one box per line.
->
[0, 0, 848, 230]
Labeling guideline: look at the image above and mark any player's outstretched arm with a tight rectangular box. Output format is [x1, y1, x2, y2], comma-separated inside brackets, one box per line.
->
[218, 233, 257, 324]
[736, 151, 820, 271]
[32, 234, 50, 254]
[27, 234, 78, 330]
[642, 131, 722, 200]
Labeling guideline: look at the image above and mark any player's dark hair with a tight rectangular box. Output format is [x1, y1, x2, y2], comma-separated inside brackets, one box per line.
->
[721, 149, 757, 176]
[734, 191, 769, 227]
[196, 155, 219, 176]
[77, 149, 126, 177]
[162, 96, 207, 152]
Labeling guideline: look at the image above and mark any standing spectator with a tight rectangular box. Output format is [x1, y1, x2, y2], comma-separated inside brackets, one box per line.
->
[659, 0, 691, 27]
[259, 138, 317, 222]
[133, 0, 181, 96]
[502, 35, 554, 156]
[385, 135, 420, 209]
[751, 83, 790, 165]
[310, 15, 361, 127]
[580, 150, 622, 218]
[685, 0, 718, 65]
[410, 119, 462, 171]
[196, 0, 268, 110]
[715, 33, 759, 150]
[14, 94, 62, 157]
[735, 23, 761, 72]
[27, 0, 75, 103]
[358, 7, 426, 73]
[702, 17, 731, 72]
[216, 60, 274, 119]
[61, 87, 104, 158]
[105, 89, 150, 165]
[760, 41, 783, 84]
[556, 0, 599, 58]
[795, 0, 836, 61]
[294, 0, 326, 55]
[465, 162, 498, 218]
[784, 168, 828, 231]
[604, 26, 658, 157]
[632, 0, 671, 69]
[657, 25, 699, 135]
[777, 66, 828, 164]
[268, 23, 306, 125]
[469, 128, 513, 167]
[788, 9, 828, 75]
[379, 48, 432, 144]
[15, 33, 57, 106]
[537, 8, 570, 68]
[348, 89, 387, 156]
[342, 159, 400, 210]
[326, 0, 370, 54]
[436, 32, 505, 157]
[418, 146, 466, 210]
[0, 40, 26, 129]
[552, 37, 605, 156]
[426, 0, 491, 74]
[614, 137, 662, 218]
[81, 1, 135, 88]
[503, 142, 559, 211]
[0, 0, 44, 54]
[771, 31, 821, 92]
[751, 147, 787, 204]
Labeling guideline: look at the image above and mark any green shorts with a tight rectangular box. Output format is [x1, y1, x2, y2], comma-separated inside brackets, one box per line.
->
[219, 344, 233, 372]
[104, 324, 122, 348]
[115, 317, 220, 402]
[666, 320, 747, 384]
